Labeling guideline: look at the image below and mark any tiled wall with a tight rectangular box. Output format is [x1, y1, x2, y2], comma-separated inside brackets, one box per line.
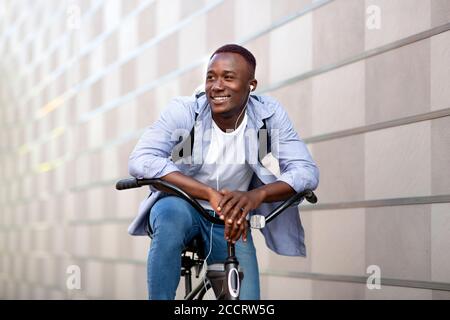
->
[0, 0, 449, 300]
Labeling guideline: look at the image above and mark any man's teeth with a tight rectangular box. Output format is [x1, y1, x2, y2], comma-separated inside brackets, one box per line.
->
[213, 96, 230, 102]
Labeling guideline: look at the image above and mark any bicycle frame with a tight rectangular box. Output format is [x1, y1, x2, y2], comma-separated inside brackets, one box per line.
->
[116, 177, 317, 300]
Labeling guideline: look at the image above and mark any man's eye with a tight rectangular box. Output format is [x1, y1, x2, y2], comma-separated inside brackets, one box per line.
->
[206, 75, 214, 80]
[225, 76, 234, 80]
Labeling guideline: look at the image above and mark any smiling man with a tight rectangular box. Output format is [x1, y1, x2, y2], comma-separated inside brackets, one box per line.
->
[128, 44, 319, 300]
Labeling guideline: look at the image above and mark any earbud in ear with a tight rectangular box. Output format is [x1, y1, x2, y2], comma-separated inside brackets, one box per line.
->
[250, 84, 255, 91]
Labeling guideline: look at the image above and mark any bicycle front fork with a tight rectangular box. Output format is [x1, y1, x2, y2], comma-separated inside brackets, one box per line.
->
[224, 242, 242, 300]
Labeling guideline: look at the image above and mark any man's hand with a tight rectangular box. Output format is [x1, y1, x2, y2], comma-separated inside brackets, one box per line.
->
[217, 189, 265, 243]
[162, 173, 295, 244]
[207, 188, 223, 213]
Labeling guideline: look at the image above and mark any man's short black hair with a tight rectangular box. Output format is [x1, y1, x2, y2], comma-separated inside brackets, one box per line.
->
[210, 44, 256, 78]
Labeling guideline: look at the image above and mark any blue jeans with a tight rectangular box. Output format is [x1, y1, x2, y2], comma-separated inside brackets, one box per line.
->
[147, 195, 260, 300]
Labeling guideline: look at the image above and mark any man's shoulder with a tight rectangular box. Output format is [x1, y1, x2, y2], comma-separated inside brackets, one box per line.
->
[251, 94, 285, 120]
[169, 94, 206, 114]
[254, 94, 280, 105]
[169, 95, 198, 108]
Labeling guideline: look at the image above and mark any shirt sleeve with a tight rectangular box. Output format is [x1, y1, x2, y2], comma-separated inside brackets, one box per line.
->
[128, 98, 193, 179]
[269, 101, 319, 193]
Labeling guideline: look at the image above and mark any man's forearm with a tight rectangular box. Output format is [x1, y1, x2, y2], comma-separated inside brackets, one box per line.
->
[253, 181, 296, 203]
[161, 171, 214, 201]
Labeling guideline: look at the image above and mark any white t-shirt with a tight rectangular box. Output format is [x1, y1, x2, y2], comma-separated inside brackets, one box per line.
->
[193, 113, 253, 210]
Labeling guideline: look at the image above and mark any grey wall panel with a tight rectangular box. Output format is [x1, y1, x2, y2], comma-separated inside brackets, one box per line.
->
[312, 0, 365, 68]
[431, 203, 450, 283]
[365, 285, 432, 299]
[365, 40, 430, 125]
[431, 31, 450, 111]
[313, 135, 365, 203]
[311, 280, 365, 299]
[270, 79, 313, 138]
[311, 209, 366, 276]
[366, 205, 431, 282]
[364, 0, 431, 50]
[365, 121, 431, 200]
[431, 0, 450, 27]
[431, 117, 450, 195]
[312, 61, 365, 136]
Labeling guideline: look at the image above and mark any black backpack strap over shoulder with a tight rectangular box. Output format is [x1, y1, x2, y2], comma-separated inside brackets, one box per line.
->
[172, 91, 205, 160]
[184, 91, 207, 155]
[195, 91, 206, 99]
[250, 94, 261, 102]
[254, 94, 271, 158]
[258, 118, 271, 162]
[189, 112, 198, 153]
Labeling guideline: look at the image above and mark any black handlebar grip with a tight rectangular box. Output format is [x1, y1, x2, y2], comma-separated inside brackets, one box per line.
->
[304, 190, 318, 204]
[116, 178, 140, 190]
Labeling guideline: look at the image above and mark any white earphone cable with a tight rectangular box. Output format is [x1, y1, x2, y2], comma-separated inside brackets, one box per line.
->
[234, 87, 252, 130]
[201, 158, 220, 297]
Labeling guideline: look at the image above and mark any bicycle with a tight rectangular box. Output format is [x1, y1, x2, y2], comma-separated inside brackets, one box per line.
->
[116, 177, 317, 300]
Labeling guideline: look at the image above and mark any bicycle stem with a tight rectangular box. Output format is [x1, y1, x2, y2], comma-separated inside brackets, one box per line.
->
[227, 241, 235, 257]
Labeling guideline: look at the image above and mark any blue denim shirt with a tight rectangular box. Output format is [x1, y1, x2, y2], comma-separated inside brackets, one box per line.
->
[128, 94, 319, 256]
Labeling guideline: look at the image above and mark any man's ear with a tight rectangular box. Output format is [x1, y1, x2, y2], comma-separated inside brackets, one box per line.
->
[249, 79, 257, 92]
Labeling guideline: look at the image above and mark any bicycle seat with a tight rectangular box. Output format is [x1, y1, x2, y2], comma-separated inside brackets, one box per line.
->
[181, 235, 205, 283]
[183, 235, 205, 260]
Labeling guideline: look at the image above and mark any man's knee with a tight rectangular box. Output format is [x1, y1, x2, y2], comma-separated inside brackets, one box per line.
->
[150, 196, 194, 232]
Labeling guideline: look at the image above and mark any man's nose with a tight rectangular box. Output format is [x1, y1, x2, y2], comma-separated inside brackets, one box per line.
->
[211, 79, 224, 91]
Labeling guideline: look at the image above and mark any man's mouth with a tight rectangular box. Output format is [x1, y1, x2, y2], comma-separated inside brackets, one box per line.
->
[211, 95, 231, 103]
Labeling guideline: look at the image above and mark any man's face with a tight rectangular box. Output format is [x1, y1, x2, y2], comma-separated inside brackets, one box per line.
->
[205, 52, 253, 118]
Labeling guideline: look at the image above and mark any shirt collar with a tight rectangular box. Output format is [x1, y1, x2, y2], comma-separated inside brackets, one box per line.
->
[195, 94, 274, 129]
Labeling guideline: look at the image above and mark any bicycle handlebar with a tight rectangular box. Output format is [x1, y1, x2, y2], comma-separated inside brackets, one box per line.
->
[116, 177, 224, 225]
[115, 177, 318, 229]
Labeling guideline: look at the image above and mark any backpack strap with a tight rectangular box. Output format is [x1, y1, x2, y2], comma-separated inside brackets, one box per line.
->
[172, 93, 202, 160]
[253, 94, 271, 160]
[258, 118, 271, 162]
[191, 91, 205, 152]
[189, 112, 198, 154]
